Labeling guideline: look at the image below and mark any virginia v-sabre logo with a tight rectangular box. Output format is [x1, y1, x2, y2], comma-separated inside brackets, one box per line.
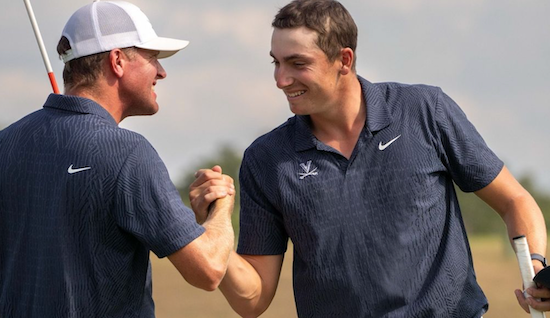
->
[298, 160, 318, 180]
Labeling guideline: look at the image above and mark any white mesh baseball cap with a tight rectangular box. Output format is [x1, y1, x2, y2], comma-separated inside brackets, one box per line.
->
[60, 0, 189, 63]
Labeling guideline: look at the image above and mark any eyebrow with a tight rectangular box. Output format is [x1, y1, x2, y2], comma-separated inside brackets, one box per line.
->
[270, 51, 310, 62]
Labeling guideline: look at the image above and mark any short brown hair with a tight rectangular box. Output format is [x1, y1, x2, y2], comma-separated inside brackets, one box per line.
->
[56, 36, 137, 92]
[272, 0, 358, 69]
[57, 36, 109, 92]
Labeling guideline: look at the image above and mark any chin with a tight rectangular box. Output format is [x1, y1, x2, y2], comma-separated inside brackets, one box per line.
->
[131, 106, 159, 117]
[143, 103, 160, 116]
[288, 104, 308, 116]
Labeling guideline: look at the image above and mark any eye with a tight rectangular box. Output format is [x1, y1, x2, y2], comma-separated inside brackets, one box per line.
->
[271, 59, 279, 65]
[148, 51, 160, 61]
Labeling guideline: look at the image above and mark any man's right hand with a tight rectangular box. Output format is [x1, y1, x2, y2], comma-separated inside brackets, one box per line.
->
[189, 165, 235, 224]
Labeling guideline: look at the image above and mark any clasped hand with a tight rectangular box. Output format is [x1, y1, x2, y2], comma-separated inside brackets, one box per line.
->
[189, 165, 235, 224]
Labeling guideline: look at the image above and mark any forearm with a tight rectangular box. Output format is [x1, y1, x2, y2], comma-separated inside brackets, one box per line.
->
[198, 196, 235, 285]
[476, 166, 547, 257]
[508, 193, 550, 313]
[168, 196, 234, 291]
[219, 252, 282, 318]
[502, 192, 547, 256]
[219, 252, 266, 318]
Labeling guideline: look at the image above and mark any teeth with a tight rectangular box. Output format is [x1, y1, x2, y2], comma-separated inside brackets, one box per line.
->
[287, 90, 305, 98]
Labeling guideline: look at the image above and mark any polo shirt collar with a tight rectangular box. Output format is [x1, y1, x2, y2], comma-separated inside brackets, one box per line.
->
[359, 76, 392, 133]
[294, 115, 315, 152]
[43, 94, 118, 126]
[294, 76, 392, 152]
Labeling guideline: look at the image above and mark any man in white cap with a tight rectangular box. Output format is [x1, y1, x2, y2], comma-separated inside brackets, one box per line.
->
[0, 1, 235, 317]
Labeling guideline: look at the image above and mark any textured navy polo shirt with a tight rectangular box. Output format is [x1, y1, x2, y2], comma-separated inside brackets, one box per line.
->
[0, 94, 204, 317]
[237, 76, 503, 317]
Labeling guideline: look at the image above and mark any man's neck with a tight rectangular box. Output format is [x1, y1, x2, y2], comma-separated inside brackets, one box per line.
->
[309, 76, 365, 159]
[65, 85, 124, 124]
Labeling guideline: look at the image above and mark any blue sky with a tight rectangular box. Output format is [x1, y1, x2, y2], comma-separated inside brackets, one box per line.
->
[1, 0, 549, 191]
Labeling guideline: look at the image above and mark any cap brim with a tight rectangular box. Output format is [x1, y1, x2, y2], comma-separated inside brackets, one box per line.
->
[136, 37, 190, 59]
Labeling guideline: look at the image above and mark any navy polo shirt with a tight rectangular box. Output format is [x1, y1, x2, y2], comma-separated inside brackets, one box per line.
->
[237, 76, 503, 317]
[0, 94, 204, 317]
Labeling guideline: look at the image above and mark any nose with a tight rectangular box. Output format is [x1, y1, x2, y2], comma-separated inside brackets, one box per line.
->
[274, 65, 293, 89]
[156, 61, 167, 79]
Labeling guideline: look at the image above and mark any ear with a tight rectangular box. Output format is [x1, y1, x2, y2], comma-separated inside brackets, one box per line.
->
[339, 47, 354, 75]
[108, 49, 126, 78]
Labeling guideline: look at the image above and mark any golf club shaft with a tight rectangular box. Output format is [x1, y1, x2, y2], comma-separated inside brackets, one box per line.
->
[23, 0, 60, 94]
[514, 235, 546, 318]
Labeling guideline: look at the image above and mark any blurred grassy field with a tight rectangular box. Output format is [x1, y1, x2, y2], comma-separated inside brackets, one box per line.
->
[151, 235, 535, 317]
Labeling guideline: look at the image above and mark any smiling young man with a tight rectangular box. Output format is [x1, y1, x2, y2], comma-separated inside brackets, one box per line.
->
[0, 1, 235, 317]
[197, 0, 550, 317]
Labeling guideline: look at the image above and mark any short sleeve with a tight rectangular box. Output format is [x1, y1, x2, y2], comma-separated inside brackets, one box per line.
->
[113, 140, 204, 258]
[237, 148, 288, 255]
[434, 88, 504, 192]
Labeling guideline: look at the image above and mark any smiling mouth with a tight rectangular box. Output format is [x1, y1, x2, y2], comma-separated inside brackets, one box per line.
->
[286, 90, 306, 98]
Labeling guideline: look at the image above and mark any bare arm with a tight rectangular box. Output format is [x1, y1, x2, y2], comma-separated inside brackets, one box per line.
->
[219, 252, 284, 318]
[475, 166, 546, 255]
[187, 165, 284, 316]
[167, 166, 236, 291]
[475, 165, 549, 312]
